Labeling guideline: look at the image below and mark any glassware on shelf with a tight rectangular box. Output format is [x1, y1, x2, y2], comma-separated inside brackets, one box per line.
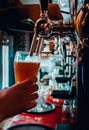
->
[61, 99, 73, 123]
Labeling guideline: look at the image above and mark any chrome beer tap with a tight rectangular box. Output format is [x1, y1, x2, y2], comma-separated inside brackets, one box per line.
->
[29, 0, 53, 56]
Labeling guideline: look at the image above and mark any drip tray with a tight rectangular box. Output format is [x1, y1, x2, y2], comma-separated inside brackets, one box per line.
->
[27, 103, 55, 114]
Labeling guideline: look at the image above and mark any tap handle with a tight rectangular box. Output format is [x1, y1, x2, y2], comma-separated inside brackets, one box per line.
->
[40, 0, 49, 13]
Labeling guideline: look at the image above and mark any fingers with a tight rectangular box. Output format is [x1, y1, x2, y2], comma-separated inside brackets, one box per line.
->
[24, 84, 39, 95]
[19, 77, 39, 95]
[25, 100, 37, 110]
[24, 93, 38, 111]
[21, 77, 37, 87]
[12, 76, 38, 91]
[24, 92, 38, 106]
[27, 92, 38, 101]
[18, 77, 39, 91]
[5, 77, 39, 114]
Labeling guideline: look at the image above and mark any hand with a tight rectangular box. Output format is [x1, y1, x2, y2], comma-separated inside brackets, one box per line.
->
[0, 77, 38, 122]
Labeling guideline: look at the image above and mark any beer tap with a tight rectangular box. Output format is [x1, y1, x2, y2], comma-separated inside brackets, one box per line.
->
[29, 0, 53, 56]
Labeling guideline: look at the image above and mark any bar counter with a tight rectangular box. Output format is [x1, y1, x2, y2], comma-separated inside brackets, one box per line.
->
[8, 95, 77, 130]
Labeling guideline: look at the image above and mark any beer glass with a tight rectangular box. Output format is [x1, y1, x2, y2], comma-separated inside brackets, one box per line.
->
[14, 51, 40, 111]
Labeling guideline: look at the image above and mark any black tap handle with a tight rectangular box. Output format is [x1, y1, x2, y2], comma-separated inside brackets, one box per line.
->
[40, 0, 49, 12]
[51, 90, 71, 99]
[51, 90, 76, 99]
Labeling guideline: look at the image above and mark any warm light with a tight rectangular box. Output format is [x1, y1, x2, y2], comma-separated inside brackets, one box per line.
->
[2, 45, 9, 89]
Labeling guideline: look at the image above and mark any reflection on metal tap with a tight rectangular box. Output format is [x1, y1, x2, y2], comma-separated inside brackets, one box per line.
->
[35, 11, 52, 36]
[34, 0, 52, 37]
